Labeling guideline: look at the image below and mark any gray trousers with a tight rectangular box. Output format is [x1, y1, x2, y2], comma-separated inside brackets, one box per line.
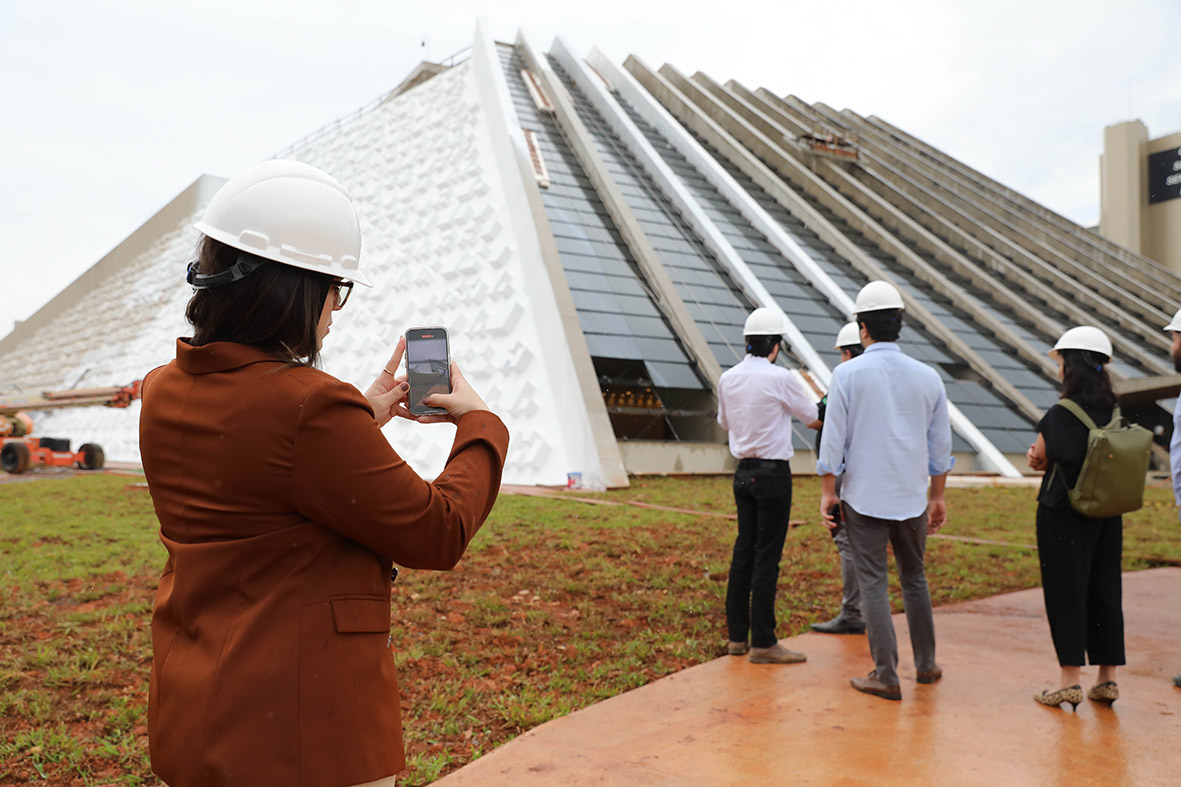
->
[843, 501, 936, 687]
[831, 526, 863, 623]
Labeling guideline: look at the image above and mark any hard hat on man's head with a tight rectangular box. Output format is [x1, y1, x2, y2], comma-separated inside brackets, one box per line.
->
[834, 322, 861, 349]
[744, 307, 788, 336]
[1164, 308, 1181, 332]
[852, 281, 904, 314]
[1050, 326, 1113, 362]
[195, 159, 371, 286]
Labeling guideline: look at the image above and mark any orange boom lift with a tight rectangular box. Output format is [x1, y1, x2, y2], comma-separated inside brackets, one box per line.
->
[0, 381, 142, 474]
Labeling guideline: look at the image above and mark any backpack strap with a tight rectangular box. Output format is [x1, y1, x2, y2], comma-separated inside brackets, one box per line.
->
[1055, 398, 1099, 431]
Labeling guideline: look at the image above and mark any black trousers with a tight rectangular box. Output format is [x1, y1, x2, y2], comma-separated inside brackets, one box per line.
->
[1036, 504, 1125, 667]
[726, 459, 791, 648]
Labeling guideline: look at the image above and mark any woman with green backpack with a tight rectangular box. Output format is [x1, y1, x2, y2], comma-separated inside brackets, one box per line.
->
[1025, 326, 1145, 711]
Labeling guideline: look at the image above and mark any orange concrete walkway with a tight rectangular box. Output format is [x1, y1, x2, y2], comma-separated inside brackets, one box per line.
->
[439, 568, 1181, 786]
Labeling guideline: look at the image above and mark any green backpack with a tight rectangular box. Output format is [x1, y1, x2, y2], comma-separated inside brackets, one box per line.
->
[1049, 399, 1153, 519]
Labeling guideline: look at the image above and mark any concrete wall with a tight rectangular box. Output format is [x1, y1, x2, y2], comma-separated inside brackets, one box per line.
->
[1100, 120, 1181, 275]
[1144, 130, 1181, 276]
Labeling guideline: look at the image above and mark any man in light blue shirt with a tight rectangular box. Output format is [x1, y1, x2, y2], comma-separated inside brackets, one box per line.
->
[818, 281, 953, 701]
[1164, 308, 1181, 690]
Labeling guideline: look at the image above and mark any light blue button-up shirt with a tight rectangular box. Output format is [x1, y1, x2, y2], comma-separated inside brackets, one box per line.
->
[817, 342, 955, 520]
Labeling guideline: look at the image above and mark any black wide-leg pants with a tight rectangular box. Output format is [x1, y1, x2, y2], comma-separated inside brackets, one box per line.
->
[1036, 504, 1125, 667]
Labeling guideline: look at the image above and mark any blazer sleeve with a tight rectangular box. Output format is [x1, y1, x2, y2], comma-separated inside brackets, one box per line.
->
[291, 378, 509, 570]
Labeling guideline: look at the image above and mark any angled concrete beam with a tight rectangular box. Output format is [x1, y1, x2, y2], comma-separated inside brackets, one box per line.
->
[761, 91, 1170, 376]
[515, 32, 723, 389]
[625, 58, 1019, 477]
[869, 114, 1181, 283]
[732, 83, 1067, 382]
[1113, 374, 1181, 405]
[797, 100, 1173, 362]
[550, 39, 832, 385]
[470, 25, 628, 488]
[821, 103, 1181, 347]
[684, 68, 1043, 424]
[593, 52, 861, 350]
[822, 106, 1177, 317]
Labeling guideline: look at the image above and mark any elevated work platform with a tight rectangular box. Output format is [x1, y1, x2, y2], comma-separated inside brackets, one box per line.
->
[439, 568, 1181, 785]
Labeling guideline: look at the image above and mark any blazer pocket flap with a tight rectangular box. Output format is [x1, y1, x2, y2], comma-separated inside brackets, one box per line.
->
[329, 596, 390, 633]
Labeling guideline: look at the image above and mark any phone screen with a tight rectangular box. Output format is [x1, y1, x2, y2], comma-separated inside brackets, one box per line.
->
[405, 328, 451, 415]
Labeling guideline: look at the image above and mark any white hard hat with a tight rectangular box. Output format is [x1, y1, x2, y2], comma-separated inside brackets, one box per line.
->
[195, 160, 371, 286]
[743, 307, 788, 336]
[1165, 308, 1181, 332]
[1050, 326, 1113, 362]
[834, 322, 860, 349]
[852, 280, 905, 313]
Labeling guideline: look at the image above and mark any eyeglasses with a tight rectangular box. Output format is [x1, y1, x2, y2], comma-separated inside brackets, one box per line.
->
[332, 279, 354, 309]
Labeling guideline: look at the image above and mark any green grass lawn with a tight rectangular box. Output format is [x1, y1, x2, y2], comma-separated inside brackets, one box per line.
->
[2, 473, 1179, 784]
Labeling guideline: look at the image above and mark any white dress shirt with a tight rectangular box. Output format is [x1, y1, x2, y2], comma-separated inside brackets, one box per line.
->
[717, 354, 818, 461]
[817, 342, 955, 520]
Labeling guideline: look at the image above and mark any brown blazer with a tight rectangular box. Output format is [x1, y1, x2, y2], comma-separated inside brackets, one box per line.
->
[140, 339, 508, 787]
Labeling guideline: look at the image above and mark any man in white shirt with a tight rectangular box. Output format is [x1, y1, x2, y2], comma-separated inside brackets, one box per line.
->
[1165, 308, 1181, 690]
[818, 282, 954, 701]
[717, 307, 820, 664]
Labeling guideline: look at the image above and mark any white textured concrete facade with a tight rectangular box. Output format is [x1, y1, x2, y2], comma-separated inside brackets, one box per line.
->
[0, 55, 610, 487]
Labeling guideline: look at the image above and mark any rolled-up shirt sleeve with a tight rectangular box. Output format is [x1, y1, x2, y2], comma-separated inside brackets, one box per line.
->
[927, 382, 955, 476]
[817, 374, 847, 476]
[781, 375, 819, 425]
[717, 379, 729, 430]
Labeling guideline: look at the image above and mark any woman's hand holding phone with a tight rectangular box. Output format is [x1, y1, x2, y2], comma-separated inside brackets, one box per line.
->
[365, 336, 412, 427]
[415, 363, 489, 424]
[367, 337, 489, 426]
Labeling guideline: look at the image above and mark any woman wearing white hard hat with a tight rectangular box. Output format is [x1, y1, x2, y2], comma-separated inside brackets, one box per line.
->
[139, 160, 509, 786]
[1026, 326, 1123, 710]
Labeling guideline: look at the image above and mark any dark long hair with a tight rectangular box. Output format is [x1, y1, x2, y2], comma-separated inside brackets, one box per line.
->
[1059, 349, 1117, 411]
[185, 236, 333, 366]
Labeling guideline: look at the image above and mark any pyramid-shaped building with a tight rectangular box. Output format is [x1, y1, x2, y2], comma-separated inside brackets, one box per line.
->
[3, 24, 1178, 488]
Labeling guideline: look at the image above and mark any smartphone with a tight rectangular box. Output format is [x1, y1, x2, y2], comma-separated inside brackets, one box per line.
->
[405, 327, 451, 416]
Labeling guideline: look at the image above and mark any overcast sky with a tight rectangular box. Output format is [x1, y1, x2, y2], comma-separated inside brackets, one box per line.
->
[1, 0, 1178, 340]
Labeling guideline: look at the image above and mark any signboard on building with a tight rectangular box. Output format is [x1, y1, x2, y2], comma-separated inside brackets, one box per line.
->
[1149, 146, 1181, 204]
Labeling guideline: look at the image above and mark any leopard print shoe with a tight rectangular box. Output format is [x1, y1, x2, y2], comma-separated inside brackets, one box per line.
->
[1034, 685, 1083, 711]
[1087, 681, 1119, 706]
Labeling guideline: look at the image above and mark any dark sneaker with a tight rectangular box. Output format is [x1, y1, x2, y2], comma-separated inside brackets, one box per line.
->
[749, 643, 806, 664]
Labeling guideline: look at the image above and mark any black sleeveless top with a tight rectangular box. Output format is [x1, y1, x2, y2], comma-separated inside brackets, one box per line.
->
[1036, 401, 1114, 510]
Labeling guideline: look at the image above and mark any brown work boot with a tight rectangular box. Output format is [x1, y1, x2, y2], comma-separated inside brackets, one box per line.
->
[850, 671, 901, 700]
[726, 640, 749, 656]
[749, 643, 806, 664]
